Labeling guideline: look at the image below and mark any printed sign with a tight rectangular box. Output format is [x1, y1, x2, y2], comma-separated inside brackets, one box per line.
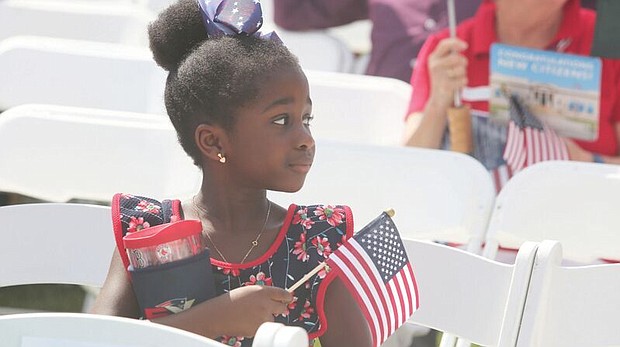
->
[489, 43, 601, 141]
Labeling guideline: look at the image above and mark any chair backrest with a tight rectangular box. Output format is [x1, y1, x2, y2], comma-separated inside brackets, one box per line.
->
[0, 36, 166, 113]
[304, 70, 412, 146]
[0, 203, 114, 288]
[483, 161, 620, 263]
[135, 0, 177, 13]
[0, 312, 228, 347]
[516, 240, 620, 347]
[268, 141, 496, 251]
[0, 104, 200, 203]
[0, 313, 309, 347]
[0, 0, 152, 46]
[0, 35, 398, 143]
[276, 30, 354, 73]
[404, 239, 539, 346]
[252, 322, 310, 347]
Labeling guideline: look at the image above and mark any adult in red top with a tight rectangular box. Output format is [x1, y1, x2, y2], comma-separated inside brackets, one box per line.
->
[403, 0, 620, 173]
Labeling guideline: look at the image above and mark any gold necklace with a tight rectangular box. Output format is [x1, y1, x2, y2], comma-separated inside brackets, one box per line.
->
[192, 197, 272, 264]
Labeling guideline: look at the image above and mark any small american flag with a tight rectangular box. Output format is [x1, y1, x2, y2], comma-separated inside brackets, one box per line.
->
[326, 211, 419, 347]
[502, 94, 568, 174]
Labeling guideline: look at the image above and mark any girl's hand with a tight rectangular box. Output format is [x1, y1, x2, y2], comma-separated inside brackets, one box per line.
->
[211, 285, 293, 338]
[427, 37, 469, 110]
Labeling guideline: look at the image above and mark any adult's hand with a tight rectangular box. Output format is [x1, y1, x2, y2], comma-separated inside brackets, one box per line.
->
[427, 38, 469, 110]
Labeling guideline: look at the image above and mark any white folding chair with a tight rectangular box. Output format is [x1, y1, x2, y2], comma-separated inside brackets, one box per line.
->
[0, 0, 152, 47]
[0, 104, 200, 203]
[304, 70, 412, 146]
[253, 322, 309, 347]
[268, 140, 496, 253]
[516, 240, 620, 347]
[482, 161, 620, 263]
[277, 30, 354, 73]
[0, 313, 308, 347]
[403, 239, 539, 347]
[0, 36, 166, 113]
[0, 203, 114, 289]
[0, 202, 114, 311]
[0, 312, 227, 347]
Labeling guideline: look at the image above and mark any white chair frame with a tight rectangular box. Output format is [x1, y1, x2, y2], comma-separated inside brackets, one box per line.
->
[0, 203, 114, 289]
[269, 140, 496, 252]
[0, 104, 200, 203]
[516, 240, 620, 347]
[404, 239, 539, 347]
[0, 312, 227, 347]
[483, 161, 620, 263]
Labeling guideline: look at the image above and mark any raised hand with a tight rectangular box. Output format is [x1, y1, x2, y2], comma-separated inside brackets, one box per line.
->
[427, 37, 469, 110]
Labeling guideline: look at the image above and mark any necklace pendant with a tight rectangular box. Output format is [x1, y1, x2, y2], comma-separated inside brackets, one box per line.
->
[251, 240, 258, 247]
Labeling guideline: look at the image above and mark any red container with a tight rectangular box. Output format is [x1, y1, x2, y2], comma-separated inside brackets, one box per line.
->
[123, 220, 204, 269]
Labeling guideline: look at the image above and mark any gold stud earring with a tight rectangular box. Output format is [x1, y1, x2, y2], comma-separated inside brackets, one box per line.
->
[217, 153, 226, 163]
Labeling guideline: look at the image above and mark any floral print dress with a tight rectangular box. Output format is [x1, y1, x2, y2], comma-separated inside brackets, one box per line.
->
[112, 193, 354, 347]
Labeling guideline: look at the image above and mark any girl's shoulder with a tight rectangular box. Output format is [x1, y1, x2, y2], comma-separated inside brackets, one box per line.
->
[287, 203, 355, 240]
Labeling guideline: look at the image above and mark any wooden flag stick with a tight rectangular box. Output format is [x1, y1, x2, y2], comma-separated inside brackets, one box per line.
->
[446, 0, 472, 154]
[287, 262, 327, 293]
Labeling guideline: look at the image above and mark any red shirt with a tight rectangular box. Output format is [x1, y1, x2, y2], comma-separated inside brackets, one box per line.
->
[408, 0, 620, 156]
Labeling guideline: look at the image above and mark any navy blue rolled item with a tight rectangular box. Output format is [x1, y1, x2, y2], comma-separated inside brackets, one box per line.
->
[129, 250, 216, 319]
[123, 220, 217, 319]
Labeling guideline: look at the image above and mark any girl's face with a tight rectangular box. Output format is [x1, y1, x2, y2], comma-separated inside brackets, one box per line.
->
[223, 67, 314, 193]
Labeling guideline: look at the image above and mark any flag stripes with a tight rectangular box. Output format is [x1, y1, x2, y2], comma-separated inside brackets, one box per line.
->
[327, 230, 418, 347]
[502, 94, 569, 179]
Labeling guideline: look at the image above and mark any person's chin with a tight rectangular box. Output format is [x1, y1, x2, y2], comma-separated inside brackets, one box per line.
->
[271, 176, 308, 193]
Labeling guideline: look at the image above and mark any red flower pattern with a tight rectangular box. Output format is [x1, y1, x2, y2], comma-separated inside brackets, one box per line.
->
[317, 265, 331, 279]
[311, 236, 332, 258]
[292, 207, 315, 229]
[219, 266, 241, 277]
[127, 216, 150, 233]
[313, 205, 345, 227]
[299, 299, 314, 320]
[293, 231, 310, 262]
[244, 272, 273, 286]
[135, 200, 161, 214]
[281, 296, 298, 317]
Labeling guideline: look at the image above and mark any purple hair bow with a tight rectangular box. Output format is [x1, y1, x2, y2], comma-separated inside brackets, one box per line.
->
[197, 0, 281, 42]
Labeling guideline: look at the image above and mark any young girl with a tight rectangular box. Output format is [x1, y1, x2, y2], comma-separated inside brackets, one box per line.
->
[92, 0, 371, 346]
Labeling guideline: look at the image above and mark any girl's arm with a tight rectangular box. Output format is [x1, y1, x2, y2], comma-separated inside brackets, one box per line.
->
[92, 248, 292, 339]
[319, 276, 372, 347]
[91, 248, 140, 317]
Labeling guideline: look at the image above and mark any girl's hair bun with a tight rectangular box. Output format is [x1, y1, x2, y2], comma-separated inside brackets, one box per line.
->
[148, 0, 207, 71]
